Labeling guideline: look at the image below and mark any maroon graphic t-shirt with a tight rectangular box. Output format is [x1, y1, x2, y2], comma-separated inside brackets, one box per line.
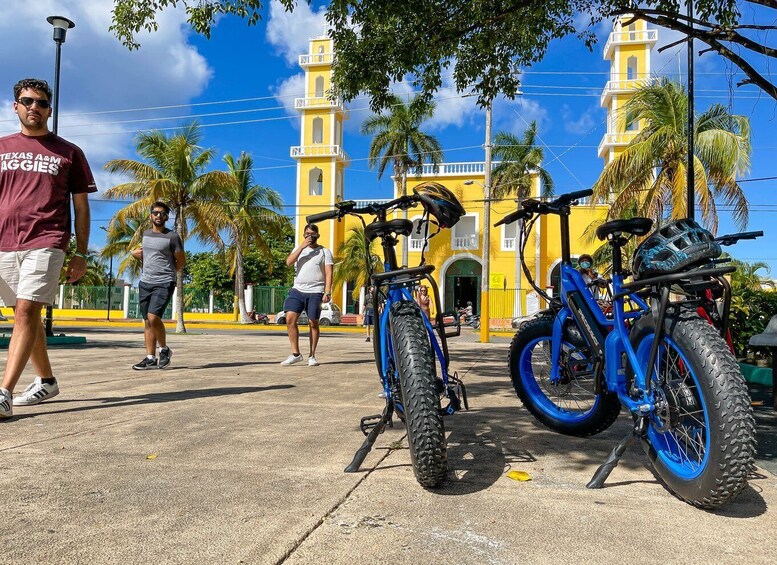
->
[0, 132, 97, 251]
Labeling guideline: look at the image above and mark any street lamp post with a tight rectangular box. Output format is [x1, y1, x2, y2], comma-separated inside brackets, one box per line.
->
[44, 15, 75, 337]
[463, 100, 493, 343]
[99, 226, 113, 321]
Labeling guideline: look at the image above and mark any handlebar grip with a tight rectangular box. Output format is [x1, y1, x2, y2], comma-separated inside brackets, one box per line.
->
[558, 189, 594, 204]
[494, 209, 528, 227]
[306, 210, 340, 223]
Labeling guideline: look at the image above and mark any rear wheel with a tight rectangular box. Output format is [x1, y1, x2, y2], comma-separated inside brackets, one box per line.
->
[630, 311, 755, 508]
[508, 316, 620, 436]
[390, 300, 447, 487]
[319, 317, 331, 327]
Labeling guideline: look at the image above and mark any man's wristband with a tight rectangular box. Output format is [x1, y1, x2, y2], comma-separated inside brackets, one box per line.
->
[324, 291, 331, 297]
[73, 252, 90, 260]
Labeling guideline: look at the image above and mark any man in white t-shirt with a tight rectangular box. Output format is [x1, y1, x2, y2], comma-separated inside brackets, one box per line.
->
[280, 224, 334, 367]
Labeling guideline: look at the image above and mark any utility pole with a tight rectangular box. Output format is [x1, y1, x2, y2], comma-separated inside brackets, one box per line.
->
[480, 101, 493, 343]
[686, 0, 695, 221]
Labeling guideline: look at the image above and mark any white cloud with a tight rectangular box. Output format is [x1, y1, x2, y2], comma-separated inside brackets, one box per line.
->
[561, 104, 601, 135]
[266, 0, 328, 65]
[272, 73, 306, 122]
[0, 0, 212, 193]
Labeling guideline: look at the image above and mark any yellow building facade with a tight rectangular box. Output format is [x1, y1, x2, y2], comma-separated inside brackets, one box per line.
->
[294, 20, 655, 325]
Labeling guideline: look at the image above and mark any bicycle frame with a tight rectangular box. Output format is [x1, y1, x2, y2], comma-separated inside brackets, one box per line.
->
[541, 210, 655, 415]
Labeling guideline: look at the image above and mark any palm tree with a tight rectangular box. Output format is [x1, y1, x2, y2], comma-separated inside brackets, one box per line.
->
[491, 121, 554, 200]
[592, 79, 751, 233]
[199, 151, 287, 322]
[333, 226, 383, 300]
[730, 258, 775, 292]
[361, 94, 443, 266]
[103, 123, 226, 333]
[99, 215, 149, 281]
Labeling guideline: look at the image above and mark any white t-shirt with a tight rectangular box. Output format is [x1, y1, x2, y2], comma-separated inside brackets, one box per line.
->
[293, 246, 334, 293]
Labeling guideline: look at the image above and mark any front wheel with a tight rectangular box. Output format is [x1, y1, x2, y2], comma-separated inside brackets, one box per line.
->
[390, 300, 447, 488]
[508, 316, 620, 436]
[630, 311, 756, 508]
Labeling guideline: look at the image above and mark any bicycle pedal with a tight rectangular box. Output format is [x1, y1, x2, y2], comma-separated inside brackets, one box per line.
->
[359, 414, 384, 436]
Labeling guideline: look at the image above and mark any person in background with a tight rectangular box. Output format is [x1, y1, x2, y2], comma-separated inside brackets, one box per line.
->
[362, 286, 375, 342]
[280, 224, 334, 366]
[130, 201, 185, 370]
[0, 78, 96, 420]
[415, 284, 433, 321]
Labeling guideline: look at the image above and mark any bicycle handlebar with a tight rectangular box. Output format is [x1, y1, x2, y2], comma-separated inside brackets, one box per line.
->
[305, 195, 418, 225]
[306, 209, 342, 223]
[494, 189, 594, 227]
[714, 230, 763, 246]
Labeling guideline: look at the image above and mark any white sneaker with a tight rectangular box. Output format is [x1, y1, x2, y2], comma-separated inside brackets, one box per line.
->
[308, 356, 319, 366]
[0, 388, 12, 419]
[280, 354, 303, 366]
[13, 377, 60, 406]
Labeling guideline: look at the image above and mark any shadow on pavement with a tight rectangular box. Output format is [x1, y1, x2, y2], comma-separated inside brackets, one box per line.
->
[10, 385, 294, 420]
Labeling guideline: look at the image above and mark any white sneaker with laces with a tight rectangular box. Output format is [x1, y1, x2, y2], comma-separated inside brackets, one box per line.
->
[1, 388, 12, 419]
[13, 377, 60, 406]
[280, 354, 303, 366]
[308, 356, 319, 366]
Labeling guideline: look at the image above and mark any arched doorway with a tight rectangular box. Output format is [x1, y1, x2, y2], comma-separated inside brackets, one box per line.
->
[444, 258, 481, 314]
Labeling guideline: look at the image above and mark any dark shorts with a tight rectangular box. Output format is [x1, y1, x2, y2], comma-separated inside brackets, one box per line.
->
[283, 288, 323, 321]
[139, 281, 176, 319]
[363, 312, 374, 325]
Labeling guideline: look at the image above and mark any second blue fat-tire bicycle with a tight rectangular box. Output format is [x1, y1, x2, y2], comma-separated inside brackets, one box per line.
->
[306, 182, 469, 488]
[496, 189, 756, 509]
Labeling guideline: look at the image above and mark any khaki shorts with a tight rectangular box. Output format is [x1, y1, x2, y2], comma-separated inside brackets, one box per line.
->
[0, 248, 66, 307]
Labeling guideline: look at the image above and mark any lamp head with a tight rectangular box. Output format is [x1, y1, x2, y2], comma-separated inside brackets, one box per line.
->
[47, 16, 75, 44]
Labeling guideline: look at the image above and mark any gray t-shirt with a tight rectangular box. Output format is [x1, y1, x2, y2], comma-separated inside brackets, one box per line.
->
[140, 228, 184, 285]
[293, 245, 334, 293]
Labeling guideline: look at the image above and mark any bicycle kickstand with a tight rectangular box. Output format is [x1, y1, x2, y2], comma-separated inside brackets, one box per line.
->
[344, 402, 394, 473]
[586, 417, 646, 489]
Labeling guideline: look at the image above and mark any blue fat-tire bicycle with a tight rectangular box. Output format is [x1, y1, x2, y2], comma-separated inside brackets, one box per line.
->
[496, 189, 756, 509]
[306, 182, 469, 488]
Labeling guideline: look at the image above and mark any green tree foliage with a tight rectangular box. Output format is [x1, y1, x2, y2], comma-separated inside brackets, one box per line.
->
[361, 94, 442, 265]
[333, 226, 383, 300]
[60, 238, 108, 286]
[104, 123, 230, 333]
[184, 252, 232, 291]
[491, 121, 554, 200]
[591, 79, 751, 234]
[110, 2, 775, 105]
[198, 152, 289, 322]
[100, 215, 148, 280]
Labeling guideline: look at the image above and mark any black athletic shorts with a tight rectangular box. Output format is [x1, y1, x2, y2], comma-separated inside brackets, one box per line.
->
[139, 281, 176, 319]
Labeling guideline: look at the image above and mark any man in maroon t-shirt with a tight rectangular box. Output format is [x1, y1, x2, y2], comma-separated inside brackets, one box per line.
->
[0, 78, 96, 420]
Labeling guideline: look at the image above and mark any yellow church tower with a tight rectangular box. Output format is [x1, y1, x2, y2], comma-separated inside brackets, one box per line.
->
[598, 15, 658, 164]
[291, 36, 349, 257]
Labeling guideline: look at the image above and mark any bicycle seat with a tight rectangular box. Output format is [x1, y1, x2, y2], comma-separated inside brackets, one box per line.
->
[365, 219, 413, 241]
[596, 218, 653, 241]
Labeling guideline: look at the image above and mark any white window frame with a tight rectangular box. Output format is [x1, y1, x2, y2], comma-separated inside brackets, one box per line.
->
[451, 213, 479, 250]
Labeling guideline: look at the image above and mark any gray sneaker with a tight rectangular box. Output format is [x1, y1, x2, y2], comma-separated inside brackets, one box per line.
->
[158, 347, 172, 369]
[13, 377, 60, 406]
[0, 388, 12, 419]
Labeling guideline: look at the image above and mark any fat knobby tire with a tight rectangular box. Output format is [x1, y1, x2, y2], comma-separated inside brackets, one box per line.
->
[509, 316, 620, 437]
[631, 311, 756, 509]
[390, 300, 447, 487]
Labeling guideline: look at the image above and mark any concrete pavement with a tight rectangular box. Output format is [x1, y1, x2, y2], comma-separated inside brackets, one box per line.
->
[1, 326, 775, 564]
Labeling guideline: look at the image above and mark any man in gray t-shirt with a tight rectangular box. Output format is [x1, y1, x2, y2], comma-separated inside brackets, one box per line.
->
[280, 223, 333, 367]
[130, 201, 185, 370]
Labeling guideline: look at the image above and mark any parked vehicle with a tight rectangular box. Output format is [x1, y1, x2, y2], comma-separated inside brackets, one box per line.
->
[496, 189, 755, 509]
[275, 301, 342, 326]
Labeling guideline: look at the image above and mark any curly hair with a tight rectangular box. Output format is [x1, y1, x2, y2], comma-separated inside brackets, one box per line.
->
[13, 78, 52, 102]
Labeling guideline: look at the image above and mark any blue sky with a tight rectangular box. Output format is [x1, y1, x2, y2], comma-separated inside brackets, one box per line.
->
[1, 1, 775, 272]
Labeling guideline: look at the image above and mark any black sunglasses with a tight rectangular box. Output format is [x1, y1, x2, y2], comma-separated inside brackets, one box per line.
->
[17, 97, 51, 109]
[151, 210, 168, 217]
